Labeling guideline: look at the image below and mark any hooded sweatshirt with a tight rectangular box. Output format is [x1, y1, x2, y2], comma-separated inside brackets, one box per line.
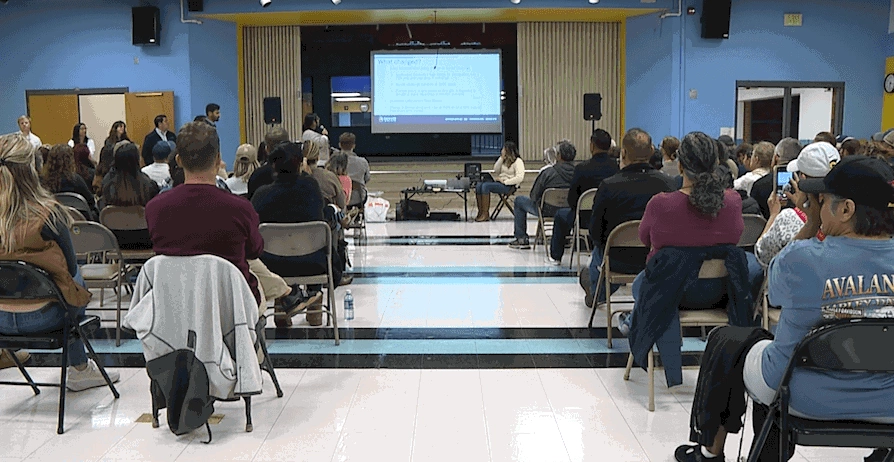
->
[530, 161, 576, 215]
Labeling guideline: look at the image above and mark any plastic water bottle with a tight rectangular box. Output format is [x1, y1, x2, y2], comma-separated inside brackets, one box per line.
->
[344, 290, 354, 320]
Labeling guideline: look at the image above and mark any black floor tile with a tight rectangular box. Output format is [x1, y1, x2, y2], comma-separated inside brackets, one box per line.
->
[476, 354, 536, 368]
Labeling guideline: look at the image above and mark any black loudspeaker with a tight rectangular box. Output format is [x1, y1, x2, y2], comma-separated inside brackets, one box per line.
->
[701, 0, 732, 39]
[263, 97, 282, 125]
[583, 93, 602, 121]
[187, 0, 203, 12]
[464, 162, 482, 183]
[132, 7, 160, 46]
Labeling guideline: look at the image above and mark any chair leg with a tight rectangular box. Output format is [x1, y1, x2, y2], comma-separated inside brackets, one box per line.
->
[605, 276, 614, 348]
[648, 350, 655, 412]
[79, 326, 120, 399]
[100, 287, 105, 308]
[8, 350, 40, 395]
[587, 267, 605, 330]
[329, 281, 340, 346]
[116, 280, 123, 347]
[746, 406, 777, 462]
[57, 326, 70, 434]
[623, 353, 634, 380]
[151, 389, 160, 428]
[257, 317, 284, 398]
[243, 396, 253, 432]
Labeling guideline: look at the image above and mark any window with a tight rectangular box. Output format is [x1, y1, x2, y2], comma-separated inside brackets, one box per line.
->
[330, 76, 371, 128]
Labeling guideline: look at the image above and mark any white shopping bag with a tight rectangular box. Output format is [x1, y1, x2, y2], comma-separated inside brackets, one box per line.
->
[364, 197, 390, 222]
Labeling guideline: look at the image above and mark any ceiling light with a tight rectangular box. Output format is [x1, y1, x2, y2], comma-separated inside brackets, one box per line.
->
[331, 92, 361, 98]
[332, 0, 341, 4]
[335, 97, 371, 102]
[510, 0, 521, 4]
[260, 0, 271, 7]
[589, 0, 599, 3]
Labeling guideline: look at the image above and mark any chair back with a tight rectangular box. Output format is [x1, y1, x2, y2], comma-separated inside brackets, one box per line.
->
[348, 180, 367, 207]
[69, 221, 123, 258]
[539, 188, 569, 217]
[100, 206, 148, 231]
[55, 192, 91, 215]
[794, 318, 894, 374]
[739, 214, 767, 247]
[697, 259, 728, 279]
[576, 188, 598, 215]
[0, 261, 66, 312]
[258, 222, 331, 258]
[605, 220, 645, 249]
[65, 206, 87, 222]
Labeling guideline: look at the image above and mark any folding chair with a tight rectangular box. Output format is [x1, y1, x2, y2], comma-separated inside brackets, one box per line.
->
[64, 206, 88, 222]
[69, 221, 128, 346]
[0, 261, 119, 434]
[55, 192, 92, 220]
[345, 180, 367, 241]
[489, 186, 517, 220]
[624, 258, 732, 411]
[587, 220, 645, 347]
[569, 188, 599, 269]
[740, 214, 767, 251]
[258, 222, 340, 345]
[532, 188, 569, 255]
[99, 205, 156, 265]
[747, 318, 894, 462]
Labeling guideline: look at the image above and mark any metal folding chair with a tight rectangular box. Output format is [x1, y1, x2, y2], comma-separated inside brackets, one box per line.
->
[533, 188, 569, 255]
[569, 188, 598, 269]
[69, 221, 127, 346]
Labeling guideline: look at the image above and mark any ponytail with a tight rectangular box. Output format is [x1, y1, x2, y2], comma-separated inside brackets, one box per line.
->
[679, 132, 727, 218]
[690, 169, 726, 217]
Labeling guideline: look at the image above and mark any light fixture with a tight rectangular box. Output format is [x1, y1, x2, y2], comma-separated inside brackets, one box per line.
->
[510, 0, 521, 3]
[589, 0, 599, 3]
[332, 0, 341, 4]
[331, 92, 362, 98]
[260, 0, 271, 7]
[335, 97, 371, 102]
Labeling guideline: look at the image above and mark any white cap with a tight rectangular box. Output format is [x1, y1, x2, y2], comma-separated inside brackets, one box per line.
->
[787, 142, 840, 178]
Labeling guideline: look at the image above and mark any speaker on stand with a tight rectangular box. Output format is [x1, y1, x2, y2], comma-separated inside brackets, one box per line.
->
[583, 93, 603, 133]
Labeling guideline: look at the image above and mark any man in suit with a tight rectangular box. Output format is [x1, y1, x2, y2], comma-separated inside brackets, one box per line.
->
[141, 114, 177, 167]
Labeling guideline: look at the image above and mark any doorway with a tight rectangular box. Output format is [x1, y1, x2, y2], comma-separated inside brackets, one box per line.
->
[736, 81, 844, 145]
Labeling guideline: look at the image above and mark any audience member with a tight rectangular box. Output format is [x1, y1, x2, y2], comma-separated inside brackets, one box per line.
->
[674, 155, 894, 462]
[327, 151, 352, 201]
[251, 141, 341, 327]
[72, 143, 96, 188]
[618, 132, 746, 385]
[754, 142, 839, 266]
[751, 138, 801, 219]
[575, 128, 677, 306]
[734, 141, 773, 195]
[474, 141, 526, 222]
[813, 131, 836, 145]
[0, 133, 120, 390]
[103, 121, 130, 148]
[716, 139, 739, 186]
[305, 139, 346, 209]
[36, 145, 49, 172]
[40, 144, 99, 220]
[140, 115, 177, 168]
[68, 123, 96, 162]
[339, 132, 371, 186]
[247, 127, 290, 199]
[734, 142, 753, 177]
[539, 142, 560, 173]
[508, 141, 576, 249]
[257, 141, 268, 165]
[839, 137, 863, 157]
[649, 148, 664, 171]
[141, 140, 174, 187]
[17, 115, 41, 148]
[608, 145, 621, 161]
[92, 144, 115, 196]
[302, 113, 330, 162]
[101, 142, 159, 248]
[146, 122, 308, 321]
[225, 144, 259, 196]
[659, 136, 681, 177]
[204, 103, 220, 127]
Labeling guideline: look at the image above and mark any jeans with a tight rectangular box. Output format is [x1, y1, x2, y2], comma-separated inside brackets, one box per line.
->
[549, 208, 575, 260]
[475, 181, 512, 196]
[513, 196, 539, 239]
[626, 270, 727, 386]
[745, 251, 765, 300]
[588, 247, 622, 304]
[0, 268, 88, 367]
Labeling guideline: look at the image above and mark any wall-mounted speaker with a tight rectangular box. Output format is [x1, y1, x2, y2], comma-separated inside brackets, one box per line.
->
[583, 93, 602, 121]
[132, 7, 161, 46]
[187, 0, 204, 12]
[263, 97, 282, 125]
[701, 0, 732, 39]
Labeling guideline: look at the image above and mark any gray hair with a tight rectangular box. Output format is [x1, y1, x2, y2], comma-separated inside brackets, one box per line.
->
[556, 141, 577, 162]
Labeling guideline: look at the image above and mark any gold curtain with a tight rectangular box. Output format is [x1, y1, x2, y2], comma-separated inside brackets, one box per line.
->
[242, 26, 303, 146]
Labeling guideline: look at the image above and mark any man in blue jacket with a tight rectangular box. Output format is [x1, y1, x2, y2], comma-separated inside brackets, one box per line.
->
[508, 141, 576, 249]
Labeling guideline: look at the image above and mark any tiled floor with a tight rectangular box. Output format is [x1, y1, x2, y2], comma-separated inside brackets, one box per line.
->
[1, 219, 875, 461]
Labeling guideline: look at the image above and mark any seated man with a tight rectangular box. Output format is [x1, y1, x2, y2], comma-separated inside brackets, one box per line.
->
[340, 132, 371, 187]
[578, 128, 678, 306]
[508, 141, 576, 249]
[146, 122, 309, 323]
[548, 129, 619, 263]
[141, 140, 174, 187]
[751, 138, 801, 219]
[247, 127, 291, 200]
[674, 156, 894, 462]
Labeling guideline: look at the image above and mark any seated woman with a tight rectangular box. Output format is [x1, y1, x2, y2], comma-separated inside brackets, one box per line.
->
[101, 142, 160, 249]
[734, 141, 773, 196]
[252, 142, 343, 327]
[102, 121, 130, 150]
[224, 144, 259, 196]
[754, 142, 839, 267]
[40, 144, 99, 221]
[474, 141, 526, 222]
[72, 143, 96, 188]
[0, 133, 120, 391]
[326, 151, 352, 201]
[68, 123, 97, 163]
[305, 140, 346, 210]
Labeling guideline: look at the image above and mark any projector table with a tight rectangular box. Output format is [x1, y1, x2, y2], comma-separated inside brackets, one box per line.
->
[401, 187, 470, 221]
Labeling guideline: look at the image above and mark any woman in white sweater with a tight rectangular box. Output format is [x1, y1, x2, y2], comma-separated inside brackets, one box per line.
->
[733, 141, 773, 195]
[474, 141, 525, 222]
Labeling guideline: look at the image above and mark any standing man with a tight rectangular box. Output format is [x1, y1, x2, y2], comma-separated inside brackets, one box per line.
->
[141, 115, 177, 168]
[204, 103, 220, 127]
[17, 115, 41, 149]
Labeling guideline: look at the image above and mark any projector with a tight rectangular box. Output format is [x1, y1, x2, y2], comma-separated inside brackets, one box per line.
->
[423, 180, 448, 188]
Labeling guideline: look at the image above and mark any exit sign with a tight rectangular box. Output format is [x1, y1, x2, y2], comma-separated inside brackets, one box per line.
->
[784, 13, 803, 26]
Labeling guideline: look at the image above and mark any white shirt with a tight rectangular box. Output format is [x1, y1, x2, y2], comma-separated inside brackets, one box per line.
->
[733, 168, 769, 196]
[141, 162, 171, 187]
[224, 177, 249, 195]
[67, 139, 97, 163]
[155, 128, 170, 140]
[20, 131, 41, 149]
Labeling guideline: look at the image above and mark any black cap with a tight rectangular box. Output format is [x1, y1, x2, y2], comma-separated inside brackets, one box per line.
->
[797, 156, 894, 209]
[717, 135, 735, 147]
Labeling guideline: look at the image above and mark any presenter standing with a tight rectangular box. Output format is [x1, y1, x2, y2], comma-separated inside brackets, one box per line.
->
[17, 115, 41, 149]
[302, 113, 330, 164]
[474, 141, 525, 222]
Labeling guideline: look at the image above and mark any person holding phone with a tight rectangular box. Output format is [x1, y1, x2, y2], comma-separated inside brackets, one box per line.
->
[754, 142, 840, 267]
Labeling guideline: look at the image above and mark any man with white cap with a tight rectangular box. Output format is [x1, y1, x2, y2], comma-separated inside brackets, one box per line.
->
[753, 142, 840, 266]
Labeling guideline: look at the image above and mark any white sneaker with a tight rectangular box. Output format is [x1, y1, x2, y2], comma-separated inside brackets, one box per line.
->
[546, 256, 562, 266]
[66, 359, 120, 392]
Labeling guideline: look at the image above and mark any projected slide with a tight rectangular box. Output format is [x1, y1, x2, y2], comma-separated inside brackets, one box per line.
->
[371, 50, 503, 134]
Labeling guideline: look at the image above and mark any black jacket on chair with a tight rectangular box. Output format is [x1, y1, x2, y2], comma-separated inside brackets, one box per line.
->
[628, 245, 757, 381]
[141, 130, 177, 168]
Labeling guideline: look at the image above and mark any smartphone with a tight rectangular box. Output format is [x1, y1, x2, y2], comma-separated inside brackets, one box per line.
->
[774, 165, 793, 197]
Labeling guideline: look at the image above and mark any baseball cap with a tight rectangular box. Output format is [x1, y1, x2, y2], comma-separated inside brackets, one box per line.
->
[151, 140, 174, 158]
[235, 144, 257, 161]
[786, 142, 840, 177]
[797, 156, 894, 209]
[717, 135, 735, 147]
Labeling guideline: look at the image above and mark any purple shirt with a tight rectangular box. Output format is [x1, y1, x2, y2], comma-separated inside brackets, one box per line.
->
[145, 184, 264, 302]
[640, 189, 744, 261]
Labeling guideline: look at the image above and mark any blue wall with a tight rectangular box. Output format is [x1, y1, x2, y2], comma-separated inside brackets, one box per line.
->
[626, 0, 891, 140]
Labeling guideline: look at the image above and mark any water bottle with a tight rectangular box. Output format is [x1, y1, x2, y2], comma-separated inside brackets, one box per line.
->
[344, 290, 354, 320]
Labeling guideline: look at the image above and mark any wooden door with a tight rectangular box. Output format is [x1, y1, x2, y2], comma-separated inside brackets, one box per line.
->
[125, 91, 175, 151]
[27, 94, 79, 145]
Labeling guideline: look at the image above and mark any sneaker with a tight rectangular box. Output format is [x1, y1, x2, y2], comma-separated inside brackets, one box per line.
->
[67, 359, 120, 392]
[338, 275, 354, 287]
[508, 238, 531, 250]
[617, 312, 632, 337]
[579, 268, 593, 304]
[282, 290, 324, 318]
[0, 349, 30, 370]
[674, 444, 724, 462]
[546, 255, 562, 266]
[305, 296, 324, 327]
